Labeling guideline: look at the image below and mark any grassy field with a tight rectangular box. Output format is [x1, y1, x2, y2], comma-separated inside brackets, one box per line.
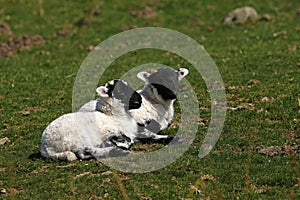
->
[0, 0, 299, 199]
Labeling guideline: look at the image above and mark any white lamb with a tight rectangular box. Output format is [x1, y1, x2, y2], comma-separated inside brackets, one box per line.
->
[40, 79, 142, 161]
[79, 68, 189, 144]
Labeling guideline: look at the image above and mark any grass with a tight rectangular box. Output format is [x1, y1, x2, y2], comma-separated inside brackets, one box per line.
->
[0, 0, 299, 199]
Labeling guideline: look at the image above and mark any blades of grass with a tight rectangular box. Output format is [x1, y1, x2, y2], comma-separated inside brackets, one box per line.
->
[111, 169, 131, 200]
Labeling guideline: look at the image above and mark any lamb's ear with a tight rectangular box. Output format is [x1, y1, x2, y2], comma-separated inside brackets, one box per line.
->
[96, 86, 109, 97]
[177, 68, 189, 81]
[137, 72, 151, 82]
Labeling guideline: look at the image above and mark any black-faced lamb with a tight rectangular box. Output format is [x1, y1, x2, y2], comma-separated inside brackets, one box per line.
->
[132, 67, 189, 143]
[79, 68, 189, 144]
[40, 79, 142, 161]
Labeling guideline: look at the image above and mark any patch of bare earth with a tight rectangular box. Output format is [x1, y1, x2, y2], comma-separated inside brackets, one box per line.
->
[16, 106, 46, 116]
[131, 7, 157, 19]
[249, 183, 273, 194]
[56, 28, 69, 37]
[85, 7, 101, 16]
[255, 145, 300, 156]
[75, 7, 103, 27]
[296, 8, 300, 16]
[286, 130, 300, 141]
[0, 35, 45, 57]
[120, 24, 138, 31]
[0, 22, 13, 35]
[228, 103, 255, 111]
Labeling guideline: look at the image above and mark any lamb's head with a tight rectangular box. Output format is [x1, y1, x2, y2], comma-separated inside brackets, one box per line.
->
[137, 68, 189, 100]
[96, 79, 142, 111]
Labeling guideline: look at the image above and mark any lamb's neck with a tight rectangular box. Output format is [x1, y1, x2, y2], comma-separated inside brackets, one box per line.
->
[111, 103, 130, 118]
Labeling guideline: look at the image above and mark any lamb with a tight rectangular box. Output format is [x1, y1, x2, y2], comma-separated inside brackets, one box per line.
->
[132, 67, 189, 143]
[79, 68, 189, 144]
[40, 79, 142, 161]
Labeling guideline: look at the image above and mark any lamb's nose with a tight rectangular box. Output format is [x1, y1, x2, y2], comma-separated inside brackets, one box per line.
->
[131, 100, 141, 109]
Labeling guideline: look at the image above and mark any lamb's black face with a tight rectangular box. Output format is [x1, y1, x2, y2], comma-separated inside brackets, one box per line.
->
[148, 68, 179, 100]
[105, 79, 142, 110]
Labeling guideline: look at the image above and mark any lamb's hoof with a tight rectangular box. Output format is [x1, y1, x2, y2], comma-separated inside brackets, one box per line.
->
[170, 136, 185, 144]
[160, 136, 185, 145]
[83, 147, 93, 153]
[66, 152, 77, 161]
[75, 148, 94, 160]
[108, 148, 130, 157]
[156, 136, 174, 145]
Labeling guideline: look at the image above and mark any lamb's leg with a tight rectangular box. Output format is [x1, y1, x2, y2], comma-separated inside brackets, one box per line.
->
[136, 120, 178, 144]
[154, 135, 184, 144]
[83, 146, 130, 159]
[109, 132, 133, 150]
[136, 130, 183, 145]
[74, 148, 94, 160]
[78, 134, 132, 160]
[50, 151, 78, 161]
[137, 132, 172, 144]
[40, 146, 78, 161]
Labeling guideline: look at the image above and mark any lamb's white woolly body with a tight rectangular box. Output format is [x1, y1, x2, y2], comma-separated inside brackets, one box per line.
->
[40, 80, 141, 161]
[41, 104, 137, 161]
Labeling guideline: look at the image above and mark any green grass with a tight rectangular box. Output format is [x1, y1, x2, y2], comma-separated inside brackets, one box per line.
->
[0, 0, 299, 199]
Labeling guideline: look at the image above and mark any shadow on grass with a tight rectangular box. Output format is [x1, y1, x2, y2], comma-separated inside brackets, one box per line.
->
[28, 152, 44, 161]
